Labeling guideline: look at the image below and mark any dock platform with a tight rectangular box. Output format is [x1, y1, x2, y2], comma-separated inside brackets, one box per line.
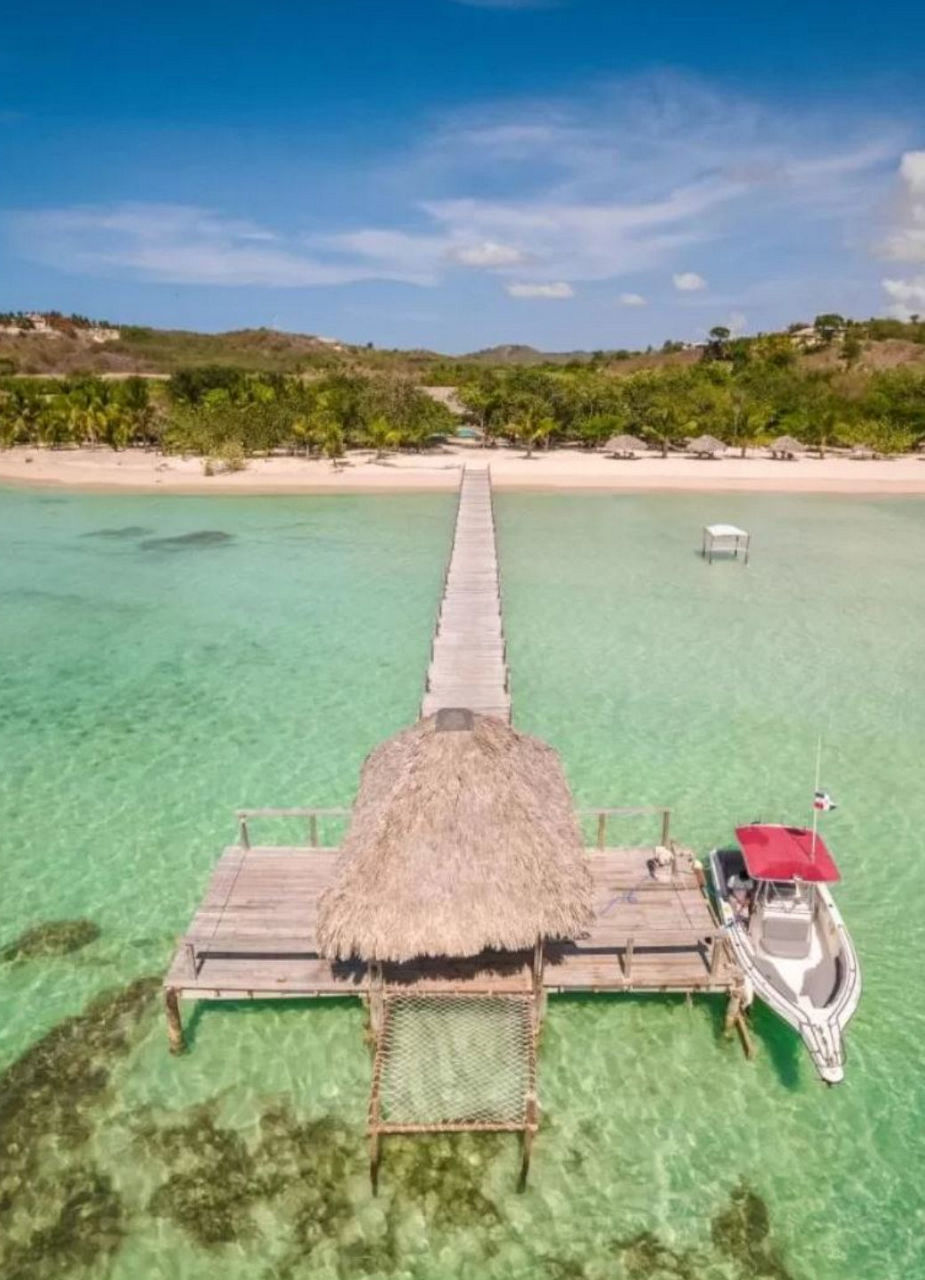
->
[164, 827, 734, 1023]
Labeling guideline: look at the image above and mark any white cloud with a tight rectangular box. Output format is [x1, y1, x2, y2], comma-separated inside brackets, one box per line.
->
[448, 240, 527, 266]
[505, 281, 574, 298]
[899, 150, 925, 194]
[5, 74, 908, 312]
[618, 292, 646, 306]
[882, 276, 925, 314]
[415, 177, 738, 284]
[9, 203, 439, 287]
[879, 149, 925, 263]
[878, 151, 925, 316]
[674, 271, 706, 291]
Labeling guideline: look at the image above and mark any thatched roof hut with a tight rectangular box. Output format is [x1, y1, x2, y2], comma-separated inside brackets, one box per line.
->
[604, 434, 646, 457]
[317, 710, 593, 963]
[770, 434, 804, 458]
[687, 434, 726, 457]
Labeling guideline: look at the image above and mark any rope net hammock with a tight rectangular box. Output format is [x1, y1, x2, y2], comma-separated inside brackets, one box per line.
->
[370, 993, 537, 1134]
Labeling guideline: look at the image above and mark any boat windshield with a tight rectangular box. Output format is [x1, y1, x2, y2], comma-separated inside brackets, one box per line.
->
[758, 879, 815, 910]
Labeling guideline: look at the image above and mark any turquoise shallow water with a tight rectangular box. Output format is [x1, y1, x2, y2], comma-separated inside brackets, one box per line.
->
[1, 485, 924, 1279]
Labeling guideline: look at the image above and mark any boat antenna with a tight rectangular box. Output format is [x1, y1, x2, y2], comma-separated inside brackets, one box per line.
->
[810, 734, 822, 858]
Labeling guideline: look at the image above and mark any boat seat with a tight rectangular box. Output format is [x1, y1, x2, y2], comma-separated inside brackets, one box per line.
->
[752, 955, 797, 1002]
[760, 910, 812, 960]
[802, 955, 838, 1008]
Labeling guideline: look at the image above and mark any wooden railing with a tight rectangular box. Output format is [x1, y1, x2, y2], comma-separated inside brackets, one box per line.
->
[235, 807, 352, 850]
[578, 806, 671, 849]
[235, 804, 671, 851]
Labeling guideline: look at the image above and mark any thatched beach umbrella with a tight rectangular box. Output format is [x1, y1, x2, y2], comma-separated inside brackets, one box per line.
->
[687, 434, 726, 457]
[317, 710, 593, 963]
[770, 434, 804, 459]
[604, 434, 646, 457]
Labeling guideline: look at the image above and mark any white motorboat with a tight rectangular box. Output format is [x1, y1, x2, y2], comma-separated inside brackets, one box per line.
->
[708, 824, 861, 1085]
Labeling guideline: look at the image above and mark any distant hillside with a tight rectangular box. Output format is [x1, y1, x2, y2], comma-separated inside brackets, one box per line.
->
[2, 313, 924, 379]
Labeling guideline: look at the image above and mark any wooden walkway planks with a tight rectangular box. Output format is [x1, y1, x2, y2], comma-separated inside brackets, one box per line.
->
[546, 848, 732, 992]
[421, 465, 511, 722]
[165, 845, 732, 1001]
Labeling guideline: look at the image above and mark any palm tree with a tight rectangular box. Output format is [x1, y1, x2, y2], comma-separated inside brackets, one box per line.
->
[366, 415, 399, 460]
[511, 397, 552, 458]
[727, 389, 773, 458]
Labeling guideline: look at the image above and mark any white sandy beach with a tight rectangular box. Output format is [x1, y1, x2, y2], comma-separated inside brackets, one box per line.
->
[2, 444, 925, 495]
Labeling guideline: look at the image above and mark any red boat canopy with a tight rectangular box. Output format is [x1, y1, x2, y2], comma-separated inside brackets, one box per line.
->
[735, 824, 841, 883]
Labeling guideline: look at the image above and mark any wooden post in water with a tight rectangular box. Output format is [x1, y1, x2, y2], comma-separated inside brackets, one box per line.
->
[710, 935, 723, 979]
[165, 988, 185, 1054]
[736, 1010, 756, 1059]
[724, 988, 740, 1035]
[624, 936, 635, 982]
[596, 812, 607, 850]
[724, 986, 755, 1059]
[518, 1091, 537, 1191]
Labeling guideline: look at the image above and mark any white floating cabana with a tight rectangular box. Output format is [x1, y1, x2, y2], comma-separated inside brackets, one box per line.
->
[702, 523, 750, 565]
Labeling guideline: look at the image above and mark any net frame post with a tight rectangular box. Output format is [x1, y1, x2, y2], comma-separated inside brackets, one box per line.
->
[532, 936, 547, 1025]
[518, 1089, 538, 1192]
[369, 1127, 381, 1195]
[368, 961, 385, 1035]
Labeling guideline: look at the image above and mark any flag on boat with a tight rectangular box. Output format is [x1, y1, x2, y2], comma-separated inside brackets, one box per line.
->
[813, 790, 837, 811]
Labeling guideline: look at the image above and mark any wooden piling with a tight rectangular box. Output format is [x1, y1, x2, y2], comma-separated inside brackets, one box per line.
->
[724, 986, 755, 1059]
[724, 988, 741, 1036]
[661, 809, 671, 845]
[735, 1011, 756, 1059]
[624, 936, 635, 982]
[165, 988, 185, 1054]
[518, 1091, 538, 1191]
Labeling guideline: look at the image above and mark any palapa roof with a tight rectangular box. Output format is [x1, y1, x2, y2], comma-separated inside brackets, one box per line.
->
[771, 434, 804, 453]
[604, 434, 646, 454]
[316, 711, 593, 963]
[687, 434, 726, 455]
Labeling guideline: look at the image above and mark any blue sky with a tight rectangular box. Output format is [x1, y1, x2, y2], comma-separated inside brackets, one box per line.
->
[2, 0, 924, 352]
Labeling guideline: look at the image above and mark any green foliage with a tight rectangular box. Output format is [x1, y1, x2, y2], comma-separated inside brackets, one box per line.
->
[840, 329, 864, 368]
[2, 323, 923, 458]
[168, 364, 247, 404]
[814, 313, 846, 343]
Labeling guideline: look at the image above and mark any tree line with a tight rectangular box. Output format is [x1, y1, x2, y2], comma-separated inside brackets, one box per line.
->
[0, 369, 457, 466]
[1, 349, 923, 461]
[455, 347, 925, 456]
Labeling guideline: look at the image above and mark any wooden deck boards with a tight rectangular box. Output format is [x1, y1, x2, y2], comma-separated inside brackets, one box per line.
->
[165, 845, 734, 1000]
[421, 466, 511, 721]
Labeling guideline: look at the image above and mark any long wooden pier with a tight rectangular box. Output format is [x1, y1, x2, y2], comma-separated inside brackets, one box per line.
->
[421, 466, 510, 722]
[163, 465, 749, 1062]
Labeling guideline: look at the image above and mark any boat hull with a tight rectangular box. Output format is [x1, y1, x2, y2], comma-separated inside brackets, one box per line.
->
[708, 847, 861, 1084]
